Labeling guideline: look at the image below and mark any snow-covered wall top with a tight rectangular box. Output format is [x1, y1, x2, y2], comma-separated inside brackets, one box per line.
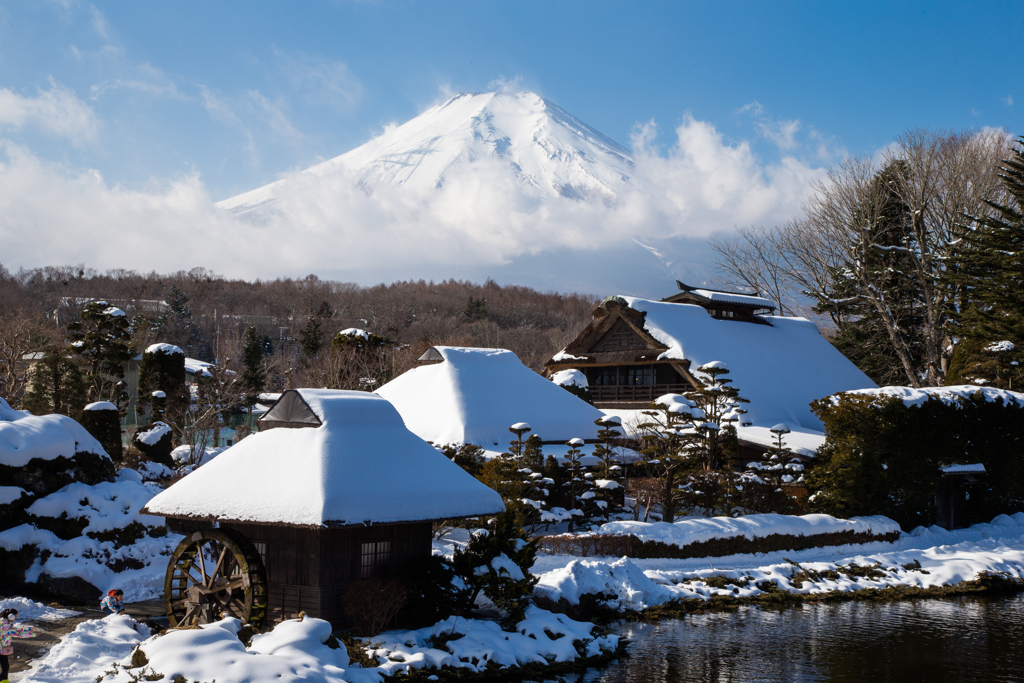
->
[841, 385, 1024, 409]
[619, 297, 876, 432]
[143, 389, 504, 527]
[376, 347, 606, 447]
[0, 398, 108, 467]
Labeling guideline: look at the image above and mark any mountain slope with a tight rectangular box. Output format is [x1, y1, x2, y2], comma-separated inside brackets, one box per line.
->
[218, 91, 635, 216]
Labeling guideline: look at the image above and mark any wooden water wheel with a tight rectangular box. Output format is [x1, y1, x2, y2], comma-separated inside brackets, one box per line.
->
[164, 528, 268, 628]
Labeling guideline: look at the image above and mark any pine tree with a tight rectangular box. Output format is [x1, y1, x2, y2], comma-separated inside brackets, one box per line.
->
[946, 137, 1024, 389]
[591, 417, 625, 518]
[240, 326, 267, 407]
[451, 511, 537, 620]
[561, 438, 597, 530]
[814, 161, 927, 385]
[299, 315, 324, 359]
[22, 346, 86, 418]
[138, 346, 188, 424]
[464, 296, 487, 321]
[156, 286, 204, 353]
[66, 301, 134, 408]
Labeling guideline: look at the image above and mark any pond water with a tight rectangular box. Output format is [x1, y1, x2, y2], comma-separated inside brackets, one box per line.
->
[569, 594, 1024, 683]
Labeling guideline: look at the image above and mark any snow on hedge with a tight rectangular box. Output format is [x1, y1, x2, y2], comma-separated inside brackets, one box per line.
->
[550, 368, 588, 389]
[377, 346, 606, 447]
[597, 513, 901, 549]
[84, 402, 118, 412]
[144, 343, 183, 355]
[367, 606, 618, 675]
[842, 385, 1024, 409]
[0, 484, 28, 504]
[618, 297, 876, 431]
[0, 596, 80, 622]
[144, 390, 504, 527]
[135, 421, 171, 446]
[0, 398, 108, 467]
[1, 471, 181, 600]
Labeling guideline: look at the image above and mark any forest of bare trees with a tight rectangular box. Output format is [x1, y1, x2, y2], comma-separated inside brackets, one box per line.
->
[0, 266, 599, 408]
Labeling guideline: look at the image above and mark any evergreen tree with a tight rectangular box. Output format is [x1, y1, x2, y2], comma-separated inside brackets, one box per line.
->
[946, 137, 1024, 389]
[22, 346, 86, 418]
[79, 403, 124, 462]
[240, 326, 267, 407]
[299, 315, 324, 359]
[561, 438, 597, 530]
[66, 301, 134, 409]
[451, 511, 538, 620]
[814, 161, 927, 385]
[591, 417, 625, 518]
[138, 345, 189, 424]
[464, 296, 487, 321]
[155, 286, 204, 353]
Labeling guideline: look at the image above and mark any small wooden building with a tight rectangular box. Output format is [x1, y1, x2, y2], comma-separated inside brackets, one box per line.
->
[142, 389, 504, 627]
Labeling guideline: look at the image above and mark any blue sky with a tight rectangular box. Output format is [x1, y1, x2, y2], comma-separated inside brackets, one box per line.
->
[2, 1, 1019, 199]
[0, 1, 1021, 290]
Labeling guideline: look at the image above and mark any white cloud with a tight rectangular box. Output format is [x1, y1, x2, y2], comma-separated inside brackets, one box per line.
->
[0, 78, 100, 144]
[89, 4, 110, 39]
[487, 75, 524, 93]
[757, 118, 801, 150]
[0, 112, 824, 285]
[89, 64, 184, 100]
[199, 86, 258, 164]
[248, 90, 302, 142]
[1003, 94, 1014, 106]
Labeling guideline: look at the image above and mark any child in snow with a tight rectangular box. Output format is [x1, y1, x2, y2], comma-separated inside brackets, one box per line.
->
[1, 608, 37, 683]
[100, 589, 125, 615]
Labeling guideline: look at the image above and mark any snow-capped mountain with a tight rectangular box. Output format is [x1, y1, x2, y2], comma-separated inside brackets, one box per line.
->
[218, 91, 635, 215]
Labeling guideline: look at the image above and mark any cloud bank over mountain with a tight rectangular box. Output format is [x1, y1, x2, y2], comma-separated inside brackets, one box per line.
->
[1, 92, 825, 296]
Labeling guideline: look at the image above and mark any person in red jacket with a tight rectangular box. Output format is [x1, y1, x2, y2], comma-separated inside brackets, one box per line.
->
[100, 589, 125, 615]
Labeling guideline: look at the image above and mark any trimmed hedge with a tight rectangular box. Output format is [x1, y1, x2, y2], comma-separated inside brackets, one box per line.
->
[807, 390, 1024, 528]
[80, 406, 123, 462]
[0, 452, 115, 496]
[536, 529, 900, 560]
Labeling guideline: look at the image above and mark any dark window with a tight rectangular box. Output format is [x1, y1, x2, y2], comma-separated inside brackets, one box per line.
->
[360, 540, 391, 579]
[253, 541, 267, 570]
[625, 367, 653, 385]
[593, 367, 619, 386]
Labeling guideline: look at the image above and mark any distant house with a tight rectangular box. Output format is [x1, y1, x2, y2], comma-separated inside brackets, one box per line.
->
[142, 389, 503, 627]
[376, 346, 610, 449]
[544, 284, 877, 460]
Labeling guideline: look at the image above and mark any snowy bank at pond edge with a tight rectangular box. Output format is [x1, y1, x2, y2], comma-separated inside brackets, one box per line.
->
[22, 608, 618, 683]
[0, 596, 80, 623]
[534, 513, 1024, 611]
[597, 513, 901, 549]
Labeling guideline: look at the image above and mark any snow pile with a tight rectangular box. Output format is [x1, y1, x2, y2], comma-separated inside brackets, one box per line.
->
[536, 557, 675, 609]
[377, 346, 606, 447]
[24, 615, 151, 683]
[0, 485, 28, 504]
[83, 402, 118, 412]
[617, 297, 876, 431]
[144, 389, 504, 527]
[843, 385, 1024, 409]
[551, 368, 588, 389]
[135, 422, 171, 446]
[986, 341, 1016, 353]
[597, 513, 900, 549]
[170, 444, 228, 467]
[339, 328, 370, 339]
[0, 398, 108, 467]
[367, 606, 618, 675]
[144, 343, 183, 356]
[1, 471, 181, 600]
[0, 596, 79, 622]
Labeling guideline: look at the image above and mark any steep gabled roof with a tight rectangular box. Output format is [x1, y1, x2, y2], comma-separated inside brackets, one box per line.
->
[550, 298, 876, 432]
[376, 347, 606, 447]
[663, 280, 776, 311]
[142, 389, 504, 527]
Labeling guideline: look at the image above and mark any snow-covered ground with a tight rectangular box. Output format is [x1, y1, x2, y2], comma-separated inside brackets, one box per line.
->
[0, 596, 80, 623]
[19, 608, 617, 683]
[530, 513, 1024, 611]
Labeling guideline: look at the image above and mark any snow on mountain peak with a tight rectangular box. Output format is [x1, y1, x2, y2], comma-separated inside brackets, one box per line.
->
[218, 91, 635, 215]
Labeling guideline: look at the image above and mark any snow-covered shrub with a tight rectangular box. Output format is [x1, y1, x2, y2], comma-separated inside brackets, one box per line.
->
[395, 554, 464, 628]
[138, 343, 188, 424]
[452, 512, 538, 620]
[550, 368, 593, 404]
[133, 421, 174, 468]
[439, 442, 486, 477]
[808, 387, 1024, 527]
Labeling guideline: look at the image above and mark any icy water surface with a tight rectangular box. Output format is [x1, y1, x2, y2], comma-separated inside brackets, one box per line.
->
[570, 594, 1024, 683]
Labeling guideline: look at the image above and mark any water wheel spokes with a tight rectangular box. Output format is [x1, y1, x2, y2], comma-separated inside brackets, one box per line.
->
[165, 527, 267, 629]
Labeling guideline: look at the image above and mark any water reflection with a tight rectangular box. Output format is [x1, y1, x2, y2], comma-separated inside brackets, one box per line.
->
[568, 595, 1024, 683]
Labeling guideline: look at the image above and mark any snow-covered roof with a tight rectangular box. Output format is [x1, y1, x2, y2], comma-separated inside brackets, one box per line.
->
[691, 289, 776, 309]
[184, 357, 214, 378]
[941, 463, 986, 474]
[142, 389, 504, 527]
[619, 297, 876, 432]
[376, 347, 607, 447]
[0, 398, 109, 467]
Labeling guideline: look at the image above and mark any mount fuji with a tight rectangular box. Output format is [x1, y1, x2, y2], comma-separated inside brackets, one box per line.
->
[219, 91, 637, 216]
[215, 91, 729, 297]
